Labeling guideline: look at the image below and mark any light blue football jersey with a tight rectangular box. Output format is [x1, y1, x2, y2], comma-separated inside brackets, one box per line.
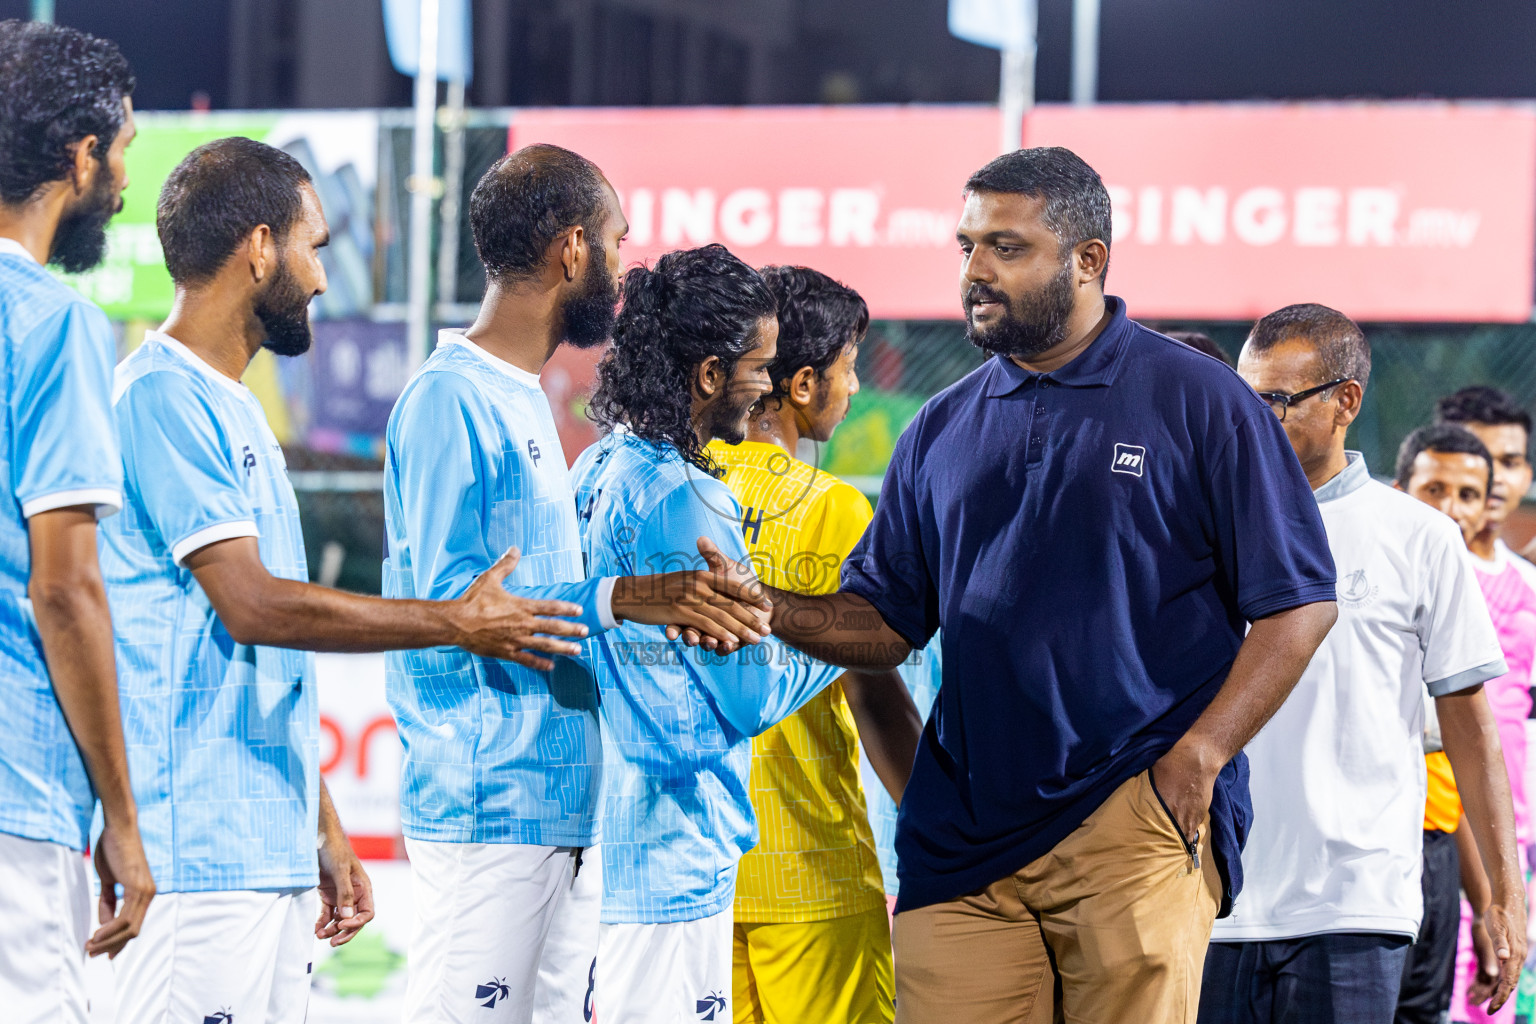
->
[99, 332, 318, 891]
[384, 331, 611, 846]
[0, 238, 123, 851]
[571, 431, 844, 924]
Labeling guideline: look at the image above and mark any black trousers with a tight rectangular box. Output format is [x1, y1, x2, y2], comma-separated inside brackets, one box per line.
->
[1396, 828, 1461, 1024]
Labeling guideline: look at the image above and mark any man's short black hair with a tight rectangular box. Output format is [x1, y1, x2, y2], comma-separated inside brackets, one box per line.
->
[470, 144, 608, 281]
[1165, 330, 1231, 367]
[1247, 303, 1372, 391]
[965, 147, 1113, 281]
[1395, 422, 1493, 495]
[1435, 385, 1533, 440]
[157, 137, 313, 286]
[758, 266, 869, 402]
[0, 20, 134, 205]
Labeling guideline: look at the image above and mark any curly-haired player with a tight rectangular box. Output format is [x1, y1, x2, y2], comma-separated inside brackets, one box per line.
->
[708, 266, 920, 1024]
[574, 246, 884, 1024]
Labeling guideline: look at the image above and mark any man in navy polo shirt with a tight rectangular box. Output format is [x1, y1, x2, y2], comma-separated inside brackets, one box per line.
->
[697, 147, 1339, 1022]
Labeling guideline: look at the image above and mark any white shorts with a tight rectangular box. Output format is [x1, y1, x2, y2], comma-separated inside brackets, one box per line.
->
[403, 840, 601, 1024]
[111, 886, 319, 1024]
[0, 832, 91, 1024]
[597, 908, 733, 1024]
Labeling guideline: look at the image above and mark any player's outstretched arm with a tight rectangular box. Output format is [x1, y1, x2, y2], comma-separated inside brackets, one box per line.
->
[184, 539, 587, 671]
[315, 779, 373, 947]
[1439, 687, 1528, 1012]
[841, 670, 923, 803]
[691, 536, 911, 669]
[28, 507, 155, 958]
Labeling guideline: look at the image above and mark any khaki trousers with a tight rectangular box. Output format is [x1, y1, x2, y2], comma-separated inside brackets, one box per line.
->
[893, 770, 1221, 1024]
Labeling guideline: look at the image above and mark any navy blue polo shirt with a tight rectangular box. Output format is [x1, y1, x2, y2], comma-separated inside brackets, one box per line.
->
[842, 296, 1336, 915]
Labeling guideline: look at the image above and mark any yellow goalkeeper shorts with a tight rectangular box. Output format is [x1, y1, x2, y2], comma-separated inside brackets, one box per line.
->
[732, 904, 894, 1024]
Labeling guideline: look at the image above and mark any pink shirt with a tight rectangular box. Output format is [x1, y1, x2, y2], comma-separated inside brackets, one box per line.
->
[1473, 552, 1536, 843]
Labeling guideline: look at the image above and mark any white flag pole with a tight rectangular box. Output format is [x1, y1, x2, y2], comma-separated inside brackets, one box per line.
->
[997, 0, 1037, 153]
[1071, 0, 1101, 105]
[406, 0, 441, 370]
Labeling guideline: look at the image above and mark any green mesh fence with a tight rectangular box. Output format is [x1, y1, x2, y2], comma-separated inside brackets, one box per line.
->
[828, 318, 1536, 487]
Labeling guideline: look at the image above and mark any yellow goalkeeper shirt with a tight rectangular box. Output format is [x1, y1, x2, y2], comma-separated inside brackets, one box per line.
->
[708, 439, 887, 922]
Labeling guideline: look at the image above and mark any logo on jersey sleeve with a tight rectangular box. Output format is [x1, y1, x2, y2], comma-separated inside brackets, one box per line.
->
[242, 445, 256, 477]
[696, 992, 727, 1020]
[202, 1011, 234, 1024]
[528, 439, 542, 466]
[476, 977, 510, 1008]
[1111, 443, 1146, 477]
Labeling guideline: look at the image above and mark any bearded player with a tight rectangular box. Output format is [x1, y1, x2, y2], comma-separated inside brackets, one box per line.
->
[708, 266, 920, 1024]
[0, 22, 155, 1022]
[100, 137, 608, 1022]
[573, 245, 874, 1023]
[385, 149, 771, 1024]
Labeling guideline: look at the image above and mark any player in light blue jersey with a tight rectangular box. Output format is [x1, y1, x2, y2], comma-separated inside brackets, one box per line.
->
[100, 138, 600, 1024]
[573, 245, 857, 1024]
[388, 147, 771, 1024]
[0, 23, 156, 1021]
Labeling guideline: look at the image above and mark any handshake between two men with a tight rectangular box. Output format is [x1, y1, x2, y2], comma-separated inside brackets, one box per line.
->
[452, 544, 776, 671]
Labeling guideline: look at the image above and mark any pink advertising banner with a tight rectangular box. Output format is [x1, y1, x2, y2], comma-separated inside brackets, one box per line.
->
[510, 102, 1536, 323]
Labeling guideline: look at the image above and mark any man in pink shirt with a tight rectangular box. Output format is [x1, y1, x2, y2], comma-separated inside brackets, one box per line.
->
[1436, 386, 1536, 1023]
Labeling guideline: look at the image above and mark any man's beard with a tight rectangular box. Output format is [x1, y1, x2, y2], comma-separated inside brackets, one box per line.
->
[256, 255, 314, 357]
[702, 382, 758, 446]
[48, 167, 120, 275]
[964, 260, 1075, 359]
[562, 240, 620, 349]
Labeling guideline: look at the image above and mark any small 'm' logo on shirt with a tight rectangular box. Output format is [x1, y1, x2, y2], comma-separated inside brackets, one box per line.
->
[242, 446, 256, 477]
[1111, 443, 1145, 477]
[527, 439, 541, 466]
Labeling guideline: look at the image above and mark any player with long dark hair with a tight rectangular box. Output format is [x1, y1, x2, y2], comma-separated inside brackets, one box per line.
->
[573, 245, 872, 1024]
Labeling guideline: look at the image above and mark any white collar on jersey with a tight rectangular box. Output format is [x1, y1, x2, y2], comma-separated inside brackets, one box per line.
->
[1313, 450, 1371, 504]
[0, 237, 38, 264]
[438, 329, 544, 388]
[143, 330, 253, 399]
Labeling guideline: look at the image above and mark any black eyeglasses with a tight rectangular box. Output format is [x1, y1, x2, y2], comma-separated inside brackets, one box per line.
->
[1254, 378, 1353, 422]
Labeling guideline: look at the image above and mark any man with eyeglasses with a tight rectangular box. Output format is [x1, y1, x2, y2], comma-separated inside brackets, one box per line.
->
[1199, 303, 1526, 1024]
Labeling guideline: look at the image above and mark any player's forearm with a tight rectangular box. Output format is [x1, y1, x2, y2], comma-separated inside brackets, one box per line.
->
[31, 559, 136, 824]
[1167, 601, 1337, 773]
[841, 669, 922, 803]
[1440, 690, 1524, 900]
[218, 576, 467, 652]
[766, 587, 911, 669]
[318, 777, 345, 842]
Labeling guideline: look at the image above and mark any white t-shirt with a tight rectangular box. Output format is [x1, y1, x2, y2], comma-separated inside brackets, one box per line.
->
[1212, 453, 1506, 942]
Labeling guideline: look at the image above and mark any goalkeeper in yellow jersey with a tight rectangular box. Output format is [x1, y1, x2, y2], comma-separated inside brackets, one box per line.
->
[709, 266, 922, 1024]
